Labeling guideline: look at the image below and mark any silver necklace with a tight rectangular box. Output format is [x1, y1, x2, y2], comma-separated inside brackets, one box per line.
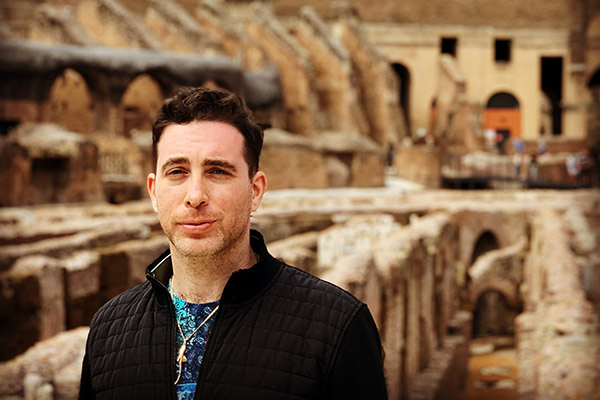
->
[169, 280, 219, 385]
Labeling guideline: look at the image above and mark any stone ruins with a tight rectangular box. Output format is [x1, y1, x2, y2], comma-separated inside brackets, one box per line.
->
[0, 0, 599, 399]
[0, 188, 599, 399]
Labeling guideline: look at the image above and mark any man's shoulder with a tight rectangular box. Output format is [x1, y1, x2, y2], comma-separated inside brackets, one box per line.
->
[277, 263, 363, 312]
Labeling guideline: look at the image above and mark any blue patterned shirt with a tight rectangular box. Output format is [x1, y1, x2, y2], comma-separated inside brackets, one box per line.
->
[169, 281, 219, 400]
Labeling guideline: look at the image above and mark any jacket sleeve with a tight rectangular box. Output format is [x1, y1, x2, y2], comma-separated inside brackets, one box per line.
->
[324, 305, 388, 399]
[78, 349, 95, 399]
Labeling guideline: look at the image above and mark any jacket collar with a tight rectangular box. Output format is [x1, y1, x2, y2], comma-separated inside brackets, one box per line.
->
[146, 229, 281, 307]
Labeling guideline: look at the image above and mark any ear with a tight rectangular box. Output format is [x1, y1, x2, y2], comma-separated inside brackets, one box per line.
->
[250, 171, 267, 212]
[147, 172, 158, 212]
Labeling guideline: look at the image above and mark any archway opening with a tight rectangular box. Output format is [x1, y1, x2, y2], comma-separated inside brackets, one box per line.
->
[391, 63, 411, 135]
[121, 74, 165, 137]
[460, 290, 521, 399]
[31, 157, 70, 204]
[472, 290, 520, 338]
[485, 92, 520, 152]
[48, 68, 93, 134]
[471, 231, 500, 265]
[587, 69, 600, 100]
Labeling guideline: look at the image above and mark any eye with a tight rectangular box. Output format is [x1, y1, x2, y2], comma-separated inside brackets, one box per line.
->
[209, 168, 230, 176]
[166, 168, 186, 176]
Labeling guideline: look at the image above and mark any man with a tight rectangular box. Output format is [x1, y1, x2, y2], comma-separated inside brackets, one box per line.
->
[79, 87, 387, 399]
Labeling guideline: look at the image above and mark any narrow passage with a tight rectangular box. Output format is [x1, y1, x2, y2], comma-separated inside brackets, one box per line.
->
[458, 337, 517, 400]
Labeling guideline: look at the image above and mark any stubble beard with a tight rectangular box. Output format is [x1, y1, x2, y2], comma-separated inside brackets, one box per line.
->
[164, 210, 252, 263]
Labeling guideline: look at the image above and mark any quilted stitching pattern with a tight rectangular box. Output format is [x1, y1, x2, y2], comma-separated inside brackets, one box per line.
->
[200, 266, 362, 399]
[84, 257, 363, 400]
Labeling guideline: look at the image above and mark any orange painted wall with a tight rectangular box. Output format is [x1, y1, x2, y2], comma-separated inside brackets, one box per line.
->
[484, 108, 521, 137]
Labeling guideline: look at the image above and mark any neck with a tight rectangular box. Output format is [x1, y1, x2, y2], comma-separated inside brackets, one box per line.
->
[169, 244, 257, 304]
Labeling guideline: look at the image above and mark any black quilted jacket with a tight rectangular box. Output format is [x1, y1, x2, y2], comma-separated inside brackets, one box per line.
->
[79, 230, 387, 399]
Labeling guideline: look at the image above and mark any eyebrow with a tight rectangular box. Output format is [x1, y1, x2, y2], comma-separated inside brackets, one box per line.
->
[161, 157, 189, 175]
[204, 158, 238, 173]
[160, 157, 238, 175]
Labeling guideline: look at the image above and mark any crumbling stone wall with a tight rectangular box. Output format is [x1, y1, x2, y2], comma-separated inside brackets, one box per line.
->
[431, 55, 483, 153]
[517, 208, 600, 400]
[1, 189, 599, 398]
[394, 145, 442, 188]
[1, 0, 398, 197]
[261, 128, 385, 189]
[244, 3, 315, 136]
[275, 212, 468, 399]
[0, 200, 167, 363]
[290, 7, 357, 134]
[333, 13, 400, 145]
[0, 124, 104, 207]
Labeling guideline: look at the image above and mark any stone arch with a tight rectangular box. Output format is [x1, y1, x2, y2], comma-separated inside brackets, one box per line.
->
[484, 91, 521, 147]
[587, 12, 600, 37]
[588, 69, 600, 101]
[472, 289, 521, 338]
[200, 79, 234, 93]
[471, 230, 500, 265]
[391, 63, 411, 134]
[121, 74, 165, 137]
[48, 68, 94, 134]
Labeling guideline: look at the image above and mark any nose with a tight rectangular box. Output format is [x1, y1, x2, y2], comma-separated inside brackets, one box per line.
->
[184, 177, 208, 208]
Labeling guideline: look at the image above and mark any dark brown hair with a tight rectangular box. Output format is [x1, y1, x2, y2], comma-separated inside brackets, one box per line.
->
[152, 87, 263, 177]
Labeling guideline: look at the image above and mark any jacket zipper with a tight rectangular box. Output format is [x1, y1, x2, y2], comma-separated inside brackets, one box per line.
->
[193, 302, 224, 399]
[149, 274, 178, 400]
[168, 293, 178, 400]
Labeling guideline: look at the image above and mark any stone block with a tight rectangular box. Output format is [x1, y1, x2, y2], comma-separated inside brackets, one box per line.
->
[395, 146, 442, 188]
[351, 151, 385, 187]
[112, 234, 169, 286]
[0, 218, 151, 272]
[0, 256, 65, 361]
[378, 253, 407, 400]
[317, 214, 398, 269]
[98, 251, 130, 304]
[62, 251, 100, 329]
[98, 235, 169, 305]
[261, 142, 328, 190]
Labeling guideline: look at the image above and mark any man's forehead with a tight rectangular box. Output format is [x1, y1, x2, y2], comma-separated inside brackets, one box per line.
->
[158, 121, 244, 150]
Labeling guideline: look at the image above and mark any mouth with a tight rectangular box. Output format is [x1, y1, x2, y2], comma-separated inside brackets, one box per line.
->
[178, 220, 216, 233]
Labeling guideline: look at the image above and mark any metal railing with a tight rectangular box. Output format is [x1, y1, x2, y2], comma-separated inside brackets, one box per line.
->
[441, 153, 597, 190]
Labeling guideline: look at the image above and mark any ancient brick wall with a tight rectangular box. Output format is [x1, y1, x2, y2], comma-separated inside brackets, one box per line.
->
[312, 212, 467, 399]
[267, 0, 576, 28]
[1, 190, 599, 398]
[517, 208, 600, 399]
[394, 145, 442, 188]
[0, 201, 167, 362]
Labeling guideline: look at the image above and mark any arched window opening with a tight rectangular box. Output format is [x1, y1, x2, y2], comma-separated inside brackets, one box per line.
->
[471, 231, 500, 265]
[487, 93, 519, 109]
[588, 69, 600, 101]
[48, 68, 93, 134]
[121, 74, 165, 137]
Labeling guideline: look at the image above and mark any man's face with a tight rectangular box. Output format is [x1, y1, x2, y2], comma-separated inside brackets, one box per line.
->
[147, 120, 266, 259]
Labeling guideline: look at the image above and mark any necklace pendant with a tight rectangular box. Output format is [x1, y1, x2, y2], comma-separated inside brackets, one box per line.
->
[177, 343, 187, 363]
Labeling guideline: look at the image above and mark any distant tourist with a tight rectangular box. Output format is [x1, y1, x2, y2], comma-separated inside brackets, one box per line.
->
[537, 137, 548, 156]
[528, 153, 539, 182]
[566, 152, 592, 186]
[512, 139, 525, 179]
[78, 87, 387, 400]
